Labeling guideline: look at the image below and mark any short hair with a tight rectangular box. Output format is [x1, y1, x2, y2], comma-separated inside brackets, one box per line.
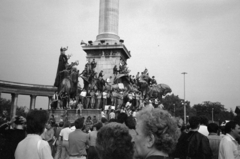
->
[14, 116, 24, 125]
[189, 116, 200, 129]
[207, 123, 219, 133]
[59, 122, 64, 127]
[26, 110, 49, 135]
[225, 121, 238, 134]
[96, 122, 133, 159]
[117, 113, 128, 124]
[101, 117, 108, 124]
[125, 116, 136, 130]
[94, 122, 103, 131]
[63, 121, 71, 128]
[75, 117, 84, 129]
[136, 108, 180, 154]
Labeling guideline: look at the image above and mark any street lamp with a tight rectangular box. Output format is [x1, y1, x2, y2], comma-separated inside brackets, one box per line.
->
[212, 108, 214, 122]
[173, 103, 176, 117]
[182, 72, 187, 124]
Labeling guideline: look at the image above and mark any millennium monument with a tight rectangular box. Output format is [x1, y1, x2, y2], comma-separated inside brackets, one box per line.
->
[52, 0, 172, 123]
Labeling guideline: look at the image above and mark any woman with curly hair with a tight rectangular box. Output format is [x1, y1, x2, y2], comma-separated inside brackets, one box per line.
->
[96, 122, 134, 159]
[134, 108, 180, 159]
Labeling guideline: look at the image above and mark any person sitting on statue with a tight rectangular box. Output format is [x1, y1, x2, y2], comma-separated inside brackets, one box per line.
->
[143, 68, 148, 75]
[91, 59, 97, 70]
[132, 75, 136, 84]
[107, 76, 113, 85]
[113, 65, 118, 75]
[54, 47, 68, 87]
[136, 72, 140, 79]
[98, 70, 104, 78]
[96, 76, 105, 92]
[151, 76, 157, 85]
[85, 59, 92, 75]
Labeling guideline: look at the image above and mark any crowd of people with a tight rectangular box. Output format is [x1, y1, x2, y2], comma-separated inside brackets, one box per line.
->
[1, 102, 240, 159]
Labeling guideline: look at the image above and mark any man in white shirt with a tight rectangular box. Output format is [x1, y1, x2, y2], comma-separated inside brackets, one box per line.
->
[198, 116, 209, 136]
[59, 122, 74, 159]
[219, 121, 240, 159]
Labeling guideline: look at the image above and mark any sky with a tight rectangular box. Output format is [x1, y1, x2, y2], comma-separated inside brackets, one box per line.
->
[0, 0, 240, 111]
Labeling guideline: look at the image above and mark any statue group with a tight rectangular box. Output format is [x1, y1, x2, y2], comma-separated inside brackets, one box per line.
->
[52, 47, 172, 111]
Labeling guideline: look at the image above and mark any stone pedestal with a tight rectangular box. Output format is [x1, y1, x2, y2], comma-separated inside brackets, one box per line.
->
[82, 44, 130, 79]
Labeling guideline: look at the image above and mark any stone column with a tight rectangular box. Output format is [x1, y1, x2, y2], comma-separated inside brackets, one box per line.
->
[30, 95, 37, 110]
[96, 0, 120, 42]
[11, 93, 18, 117]
[48, 96, 52, 110]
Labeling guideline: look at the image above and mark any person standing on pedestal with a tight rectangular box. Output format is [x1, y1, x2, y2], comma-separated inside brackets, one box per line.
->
[102, 89, 107, 111]
[90, 89, 96, 109]
[98, 70, 104, 79]
[113, 65, 118, 76]
[96, 91, 102, 110]
[86, 90, 91, 109]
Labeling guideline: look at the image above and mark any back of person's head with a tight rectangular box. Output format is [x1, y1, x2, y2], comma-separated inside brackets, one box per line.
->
[225, 121, 238, 134]
[199, 116, 208, 126]
[75, 117, 84, 129]
[63, 121, 71, 128]
[59, 121, 64, 127]
[94, 122, 103, 131]
[109, 118, 117, 123]
[26, 109, 49, 135]
[125, 116, 136, 130]
[189, 116, 200, 129]
[101, 117, 108, 124]
[117, 112, 128, 124]
[207, 123, 219, 133]
[96, 122, 133, 159]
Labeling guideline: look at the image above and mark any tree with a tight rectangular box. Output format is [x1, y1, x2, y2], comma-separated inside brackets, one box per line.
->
[192, 101, 234, 122]
[0, 97, 28, 118]
[162, 94, 194, 118]
[0, 98, 11, 116]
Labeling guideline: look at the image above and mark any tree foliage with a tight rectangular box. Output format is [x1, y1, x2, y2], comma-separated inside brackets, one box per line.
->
[162, 95, 235, 123]
[0, 98, 28, 118]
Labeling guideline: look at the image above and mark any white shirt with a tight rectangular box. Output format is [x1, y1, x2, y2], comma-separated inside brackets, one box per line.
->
[59, 127, 73, 141]
[15, 134, 53, 159]
[219, 133, 240, 159]
[102, 92, 107, 99]
[198, 125, 209, 136]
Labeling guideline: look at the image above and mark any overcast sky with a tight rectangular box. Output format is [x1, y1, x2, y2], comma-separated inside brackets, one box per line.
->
[0, 0, 239, 111]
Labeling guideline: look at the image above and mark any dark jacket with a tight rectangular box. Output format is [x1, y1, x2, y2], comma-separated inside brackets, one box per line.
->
[173, 131, 212, 159]
[0, 124, 26, 159]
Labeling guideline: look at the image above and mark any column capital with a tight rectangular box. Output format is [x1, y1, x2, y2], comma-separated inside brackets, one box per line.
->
[11, 93, 19, 97]
[30, 95, 37, 98]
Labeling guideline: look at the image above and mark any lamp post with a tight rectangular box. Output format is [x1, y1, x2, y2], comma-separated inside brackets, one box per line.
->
[182, 72, 187, 124]
[212, 108, 214, 122]
[173, 103, 176, 117]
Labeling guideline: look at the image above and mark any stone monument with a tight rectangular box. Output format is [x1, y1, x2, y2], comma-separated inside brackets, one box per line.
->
[81, 0, 131, 79]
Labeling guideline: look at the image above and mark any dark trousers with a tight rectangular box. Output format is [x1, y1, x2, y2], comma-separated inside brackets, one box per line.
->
[88, 146, 99, 159]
